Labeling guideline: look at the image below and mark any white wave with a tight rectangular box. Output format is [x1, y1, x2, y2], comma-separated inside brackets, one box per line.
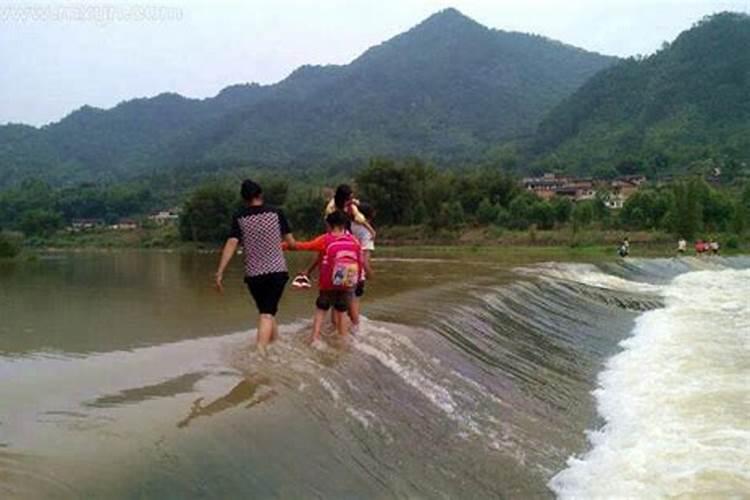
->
[355, 340, 457, 416]
[550, 268, 750, 498]
[346, 407, 374, 429]
[517, 262, 662, 294]
[319, 377, 342, 405]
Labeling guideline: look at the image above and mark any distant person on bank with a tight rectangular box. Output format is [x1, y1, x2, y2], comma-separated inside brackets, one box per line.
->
[618, 237, 630, 258]
[709, 238, 720, 255]
[215, 180, 297, 356]
[677, 238, 687, 255]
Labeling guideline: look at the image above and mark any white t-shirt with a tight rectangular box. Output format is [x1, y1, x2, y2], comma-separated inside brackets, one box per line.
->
[351, 222, 374, 251]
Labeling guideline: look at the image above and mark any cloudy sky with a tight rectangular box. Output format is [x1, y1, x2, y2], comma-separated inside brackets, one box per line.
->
[1, 0, 747, 126]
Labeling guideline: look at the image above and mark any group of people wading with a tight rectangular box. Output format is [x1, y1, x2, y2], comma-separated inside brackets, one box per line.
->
[215, 180, 375, 355]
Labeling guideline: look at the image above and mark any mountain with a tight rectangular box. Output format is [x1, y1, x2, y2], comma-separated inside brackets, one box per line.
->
[532, 12, 750, 177]
[0, 8, 615, 188]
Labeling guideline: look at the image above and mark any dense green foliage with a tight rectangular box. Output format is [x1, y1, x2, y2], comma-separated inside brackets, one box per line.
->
[0, 179, 156, 231]
[620, 178, 748, 239]
[0, 231, 21, 257]
[353, 159, 748, 240]
[2, 161, 748, 248]
[0, 9, 613, 188]
[534, 13, 750, 178]
[354, 160, 748, 241]
[179, 184, 237, 243]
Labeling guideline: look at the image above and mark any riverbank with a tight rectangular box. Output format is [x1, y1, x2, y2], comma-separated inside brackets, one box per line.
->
[7, 224, 749, 259]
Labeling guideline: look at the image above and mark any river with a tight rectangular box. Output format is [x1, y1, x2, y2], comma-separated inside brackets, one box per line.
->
[1, 250, 748, 498]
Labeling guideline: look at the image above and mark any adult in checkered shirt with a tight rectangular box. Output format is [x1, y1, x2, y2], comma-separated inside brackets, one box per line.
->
[215, 180, 297, 355]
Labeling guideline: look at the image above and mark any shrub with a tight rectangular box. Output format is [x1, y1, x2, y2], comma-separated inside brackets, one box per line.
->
[0, 231, 21, 258]
[179, 184, 237, 243]
[476, 198, 499, 225]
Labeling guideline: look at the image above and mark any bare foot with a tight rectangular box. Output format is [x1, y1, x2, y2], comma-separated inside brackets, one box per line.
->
[257, 344, 268, 358]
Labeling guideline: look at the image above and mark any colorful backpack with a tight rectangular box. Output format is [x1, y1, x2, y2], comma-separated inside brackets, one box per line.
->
[321, 233, 361, 290]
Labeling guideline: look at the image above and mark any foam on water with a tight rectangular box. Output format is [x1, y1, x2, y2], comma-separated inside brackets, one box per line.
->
[519, 262, 663, 295]
[550, 268, 750, 498]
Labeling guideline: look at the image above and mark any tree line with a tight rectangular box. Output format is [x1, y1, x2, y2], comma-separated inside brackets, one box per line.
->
[177, 158, 750, 244]
[0, 179, 155, 237]
[1, 158, 748, 247]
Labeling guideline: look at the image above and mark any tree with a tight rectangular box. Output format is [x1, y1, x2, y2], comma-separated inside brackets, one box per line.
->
[432, 201, 465, 230]
[550, 197, 573, 225]
[0, 231, 21, 258]
[574, 200, 595, 225]
[285, 191, 325, 235]
[621, 189, 671, 229]
[703, 188, 734, 232]
[19, 209, 63, 237]
[179, 184, 237, 243]
[666, 181, 703, 239]
[356, 159, 420, 226]
[529, 201, 555, 230]
[259, 178, 289, 207]
[730, 200, 747, 235]
[508, 193, 536, 229]
[476, 198, 499, 225]
[477, 168, 518, 207]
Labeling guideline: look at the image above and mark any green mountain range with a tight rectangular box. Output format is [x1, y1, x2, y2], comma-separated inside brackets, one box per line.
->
[0, 8, 615, 188]
[533, 12, 750, 178]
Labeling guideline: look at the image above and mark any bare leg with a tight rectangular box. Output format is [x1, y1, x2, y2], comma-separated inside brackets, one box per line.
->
[335, 310, 348, 338]
[256, 314, 275, 355]
[329, 309, 336, 330]
[349, 297, 360, 329]
[271, 318, 279, 342]
[310, 308, 326, 343]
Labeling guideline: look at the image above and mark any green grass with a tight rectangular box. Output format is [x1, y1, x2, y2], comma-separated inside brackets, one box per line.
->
[19, 223, 749, 263]
[24, 224, 200, 251]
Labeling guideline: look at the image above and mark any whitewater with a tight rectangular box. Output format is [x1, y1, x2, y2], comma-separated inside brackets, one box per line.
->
[551, 265, 750, 498]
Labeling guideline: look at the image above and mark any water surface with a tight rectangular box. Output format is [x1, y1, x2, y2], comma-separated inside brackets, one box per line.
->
[1, 250, 747, 498]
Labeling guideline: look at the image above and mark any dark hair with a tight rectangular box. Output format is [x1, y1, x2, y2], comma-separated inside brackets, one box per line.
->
[325, 210, 349, 228]
[241, 180, 263, 201]
[358, 201, 374, 220]
[334, 184, 353, 210]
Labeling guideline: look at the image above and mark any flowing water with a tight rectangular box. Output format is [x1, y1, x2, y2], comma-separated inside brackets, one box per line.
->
[0, 250, 748, 498]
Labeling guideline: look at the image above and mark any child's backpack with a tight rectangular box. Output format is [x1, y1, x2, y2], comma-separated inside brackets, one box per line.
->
[321, 233, 361, 290]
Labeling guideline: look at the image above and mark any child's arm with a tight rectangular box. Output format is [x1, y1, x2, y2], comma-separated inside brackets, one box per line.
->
[282, 234, 326, 252]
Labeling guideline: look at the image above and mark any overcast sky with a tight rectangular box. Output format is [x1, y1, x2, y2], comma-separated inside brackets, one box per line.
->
[1, 0, 748, 126]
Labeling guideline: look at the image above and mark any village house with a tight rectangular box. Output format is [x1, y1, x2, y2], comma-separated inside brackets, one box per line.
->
[69, 218, 104, 232]
[521, 173, 572, 200]
[110, 218, 138, 230]
[148, 209, 180, 225]
[605, 175, 647, 208]
[556, 178, 597, 202]
[523, 172, 646, 207]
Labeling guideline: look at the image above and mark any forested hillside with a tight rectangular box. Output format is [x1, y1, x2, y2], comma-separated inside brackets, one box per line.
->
[0, 8, 614, 188]
[533, 12, 750, 179]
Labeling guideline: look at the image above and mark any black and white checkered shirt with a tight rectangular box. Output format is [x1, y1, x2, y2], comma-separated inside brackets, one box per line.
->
[229, 205, 291, 278]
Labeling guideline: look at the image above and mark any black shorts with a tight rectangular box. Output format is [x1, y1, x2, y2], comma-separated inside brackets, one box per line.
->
[245, 272, 288, 316]
[316, 290, 351, 312]
[354, 281, 365, 298]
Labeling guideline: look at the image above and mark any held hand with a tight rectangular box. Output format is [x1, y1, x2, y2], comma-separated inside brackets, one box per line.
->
[214, 272, 224, 294]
